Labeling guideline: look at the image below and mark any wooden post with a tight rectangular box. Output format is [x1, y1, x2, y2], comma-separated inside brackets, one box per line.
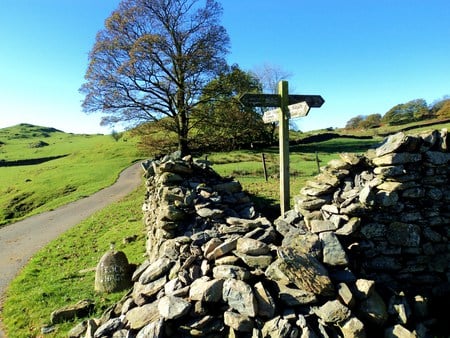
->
[279, 81, 290, 215]
[239, 84, 324, 217]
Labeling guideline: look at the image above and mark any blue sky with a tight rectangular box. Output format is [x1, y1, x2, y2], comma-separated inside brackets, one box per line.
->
[1, 0, 449, 134]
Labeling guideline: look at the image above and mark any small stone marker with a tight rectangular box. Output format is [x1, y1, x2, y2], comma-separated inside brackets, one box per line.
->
[95, 248, 132, 293]
[240, 81, 324, 214]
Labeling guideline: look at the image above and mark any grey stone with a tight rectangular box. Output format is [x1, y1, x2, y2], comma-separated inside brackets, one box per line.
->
[233, 251, 273, 269]
[372, 152, 422, 166]
[158, 295, 191, 319]
[276, 248, 334, 296]
[202, 237, 223, 258]
[310, 219, 338, 233]
[205, 237, 238, 260]
[282, 231, 321, 257]
[278, 283, 317, 306]
[301, 183, 335, 197]
[375, 132, 408, 157]
[337, 282, 356, 308]
[253, 282, 276, 318]
[265, 259, 291, 285]
[189, 276, 223, 302]
[132, 259, 152, 282]
[261, 316, 297, 338]
[84, 319, 98, 338]
[354, 279, 375, 299]
[93, 318, 123, 338]
[236, 237, 270, 255]
[196, 207, 224, 219]
[224, 311, 254, 332]
[238, 204, 256, 218]
[213, 180, 242, 193]
[136, 318, 164, 338]
[375, 190, 399, 207]
[111, 329, 128, 337]
[358, 290, 388, 325]
[222, 278, 258, 317]
[157, 172, 183, 185]
[212, 264, 250, 280]
[295, 195, 330, 211]
[314, 300, 351, 323]
[132, 276, 167, 305]
[158, 160, 193, 175]
[138, 257, 173, 284]
[360, 223, 386, 239]
[359, 185, 375, 206]
[424, 151, 450, 165]
[335, 217, 360, 236]
[340, 152, 364, 166]
[386, 222, 420, 247]
[319, 231, 349, 266]
[339, 317, 366, 338]
[125, 302, 160, 330]
[50, 299, 94, 324]
[373, 165, 406, 177]
[67, 320, 87, 338]
[226, 216, 263, 228]
[215, 255, 241, 266]
[384, 324, 415, 338]
[274, 210, 302, 235]
[160, 204, 186, 221]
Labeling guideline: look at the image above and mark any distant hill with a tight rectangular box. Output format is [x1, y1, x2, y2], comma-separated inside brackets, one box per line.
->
[0, 123, 64, 140]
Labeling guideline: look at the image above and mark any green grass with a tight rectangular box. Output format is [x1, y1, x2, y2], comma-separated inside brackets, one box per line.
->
[0, 124, 143, 225]
[2, 119, 449, 337]
[207, 136, 381, 217]
[2, 187, 146, 338]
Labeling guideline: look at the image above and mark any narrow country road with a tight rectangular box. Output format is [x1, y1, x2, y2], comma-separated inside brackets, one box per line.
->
[0, 162, 143, 338]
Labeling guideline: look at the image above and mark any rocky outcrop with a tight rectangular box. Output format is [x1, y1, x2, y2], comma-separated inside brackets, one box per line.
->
[70, 130, 450, 337]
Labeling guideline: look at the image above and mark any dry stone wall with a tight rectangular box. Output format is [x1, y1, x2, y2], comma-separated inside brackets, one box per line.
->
[70, 130, 449, 338]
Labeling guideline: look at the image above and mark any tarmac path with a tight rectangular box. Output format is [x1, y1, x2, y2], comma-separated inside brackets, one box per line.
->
[0, 162, 143, 337]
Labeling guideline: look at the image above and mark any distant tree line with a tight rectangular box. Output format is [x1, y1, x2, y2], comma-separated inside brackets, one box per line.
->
[345, 97, 450, 130]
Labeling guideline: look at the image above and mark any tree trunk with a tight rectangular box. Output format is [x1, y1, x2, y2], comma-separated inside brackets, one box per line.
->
[177, 109, 190, 156]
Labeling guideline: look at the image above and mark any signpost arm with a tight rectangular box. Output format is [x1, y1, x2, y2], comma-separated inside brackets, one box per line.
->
[279, 80, 290, 215]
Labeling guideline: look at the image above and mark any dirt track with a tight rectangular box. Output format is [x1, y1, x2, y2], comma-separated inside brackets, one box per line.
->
[0, 162, 143, 337]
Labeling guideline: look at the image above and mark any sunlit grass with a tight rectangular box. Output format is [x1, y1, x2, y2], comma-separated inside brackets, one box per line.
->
[0, 125, 142, 225]
[2, 187, 146, 338]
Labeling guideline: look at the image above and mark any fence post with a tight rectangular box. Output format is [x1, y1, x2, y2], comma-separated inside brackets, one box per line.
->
[261, 153, 268, 181]
[315, 151, 321, 174]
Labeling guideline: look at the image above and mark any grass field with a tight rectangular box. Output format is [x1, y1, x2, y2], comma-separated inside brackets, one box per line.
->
[2, 121, 448, 337]
[0, 124, 143, 226]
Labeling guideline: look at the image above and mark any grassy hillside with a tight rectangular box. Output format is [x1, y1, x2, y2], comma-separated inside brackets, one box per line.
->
[0, 124, 143, 226]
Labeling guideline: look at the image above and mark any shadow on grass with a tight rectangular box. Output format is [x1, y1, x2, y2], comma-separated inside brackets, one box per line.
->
[291, 138, 379, 154]
[246, 192, 280, 222]
[0, 154, 69, 167]
[256, 137, 380, 156]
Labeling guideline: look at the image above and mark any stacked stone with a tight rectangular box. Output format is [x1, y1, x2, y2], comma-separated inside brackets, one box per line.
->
[293, 129, 450, 336]
[69, 131, 450, 338]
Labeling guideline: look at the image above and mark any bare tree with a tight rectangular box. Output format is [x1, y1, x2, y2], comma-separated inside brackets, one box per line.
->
[80, 0, 230, 155]
[252, 63, 293, 94]
[252, 63, 294, 137]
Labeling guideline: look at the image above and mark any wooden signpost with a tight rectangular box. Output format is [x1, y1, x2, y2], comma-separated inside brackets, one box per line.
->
[240, 81, 324, 215]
